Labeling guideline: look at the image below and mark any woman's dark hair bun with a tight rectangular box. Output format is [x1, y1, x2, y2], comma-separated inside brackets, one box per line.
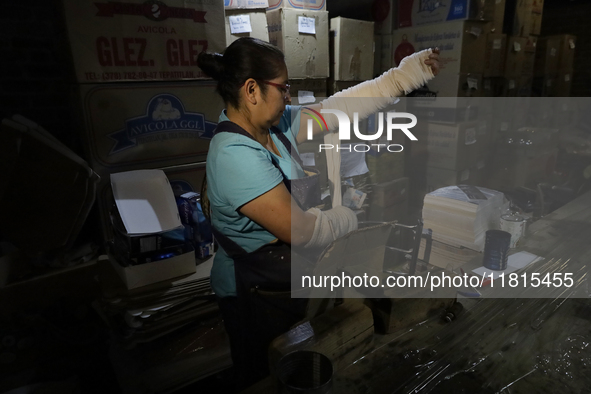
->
[197, 52, 225, 80]
[199, 38, 285, 109]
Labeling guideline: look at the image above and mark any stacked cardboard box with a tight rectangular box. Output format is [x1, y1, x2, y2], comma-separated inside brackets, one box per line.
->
[503, 36, 537, 96]
[397, 0, 493, 28]
[504, 0, 543, 37]
[268, 0, 326, 11]
[267, 6, 330, 101]
[533, 35, 576, 97]
[502, 0, 543, 96]
[331, 17, 375, 82]
[60, 0, 226, 242]
[487, 127, 558, 190]
[225, 0, 270, 45]
[424, 122, 484, 192]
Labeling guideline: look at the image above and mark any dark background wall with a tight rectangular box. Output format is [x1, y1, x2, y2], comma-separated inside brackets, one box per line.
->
[0, 0, 78, 151]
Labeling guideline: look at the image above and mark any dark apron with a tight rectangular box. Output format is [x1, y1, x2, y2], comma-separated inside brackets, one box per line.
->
[211, 121, 318, 386]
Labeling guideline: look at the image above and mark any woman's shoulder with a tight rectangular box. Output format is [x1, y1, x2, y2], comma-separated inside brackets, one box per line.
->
[210, 129, 264, 151]
[208, 130, 272, 168]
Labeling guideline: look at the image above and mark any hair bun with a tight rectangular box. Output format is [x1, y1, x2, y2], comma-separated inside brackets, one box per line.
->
[197, 52, 224, 80]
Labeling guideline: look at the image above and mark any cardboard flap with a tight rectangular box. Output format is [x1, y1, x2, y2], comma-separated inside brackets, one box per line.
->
[111, 170, 182, 235]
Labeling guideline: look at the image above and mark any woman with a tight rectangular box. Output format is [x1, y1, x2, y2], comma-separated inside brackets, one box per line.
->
[198, 37, 439, 390]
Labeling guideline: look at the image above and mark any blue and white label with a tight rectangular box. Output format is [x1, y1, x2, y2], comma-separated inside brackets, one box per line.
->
[108, 94, 217, 155]
[447, 0, 468, 20]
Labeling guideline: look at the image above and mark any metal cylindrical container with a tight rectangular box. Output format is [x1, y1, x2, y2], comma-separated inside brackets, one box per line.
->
[500, 214, 527, 248]
[277, 351, 333, 394]
[483, 230, 512, 271]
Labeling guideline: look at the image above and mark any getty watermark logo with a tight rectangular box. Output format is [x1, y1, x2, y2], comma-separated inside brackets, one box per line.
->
[303, 107, 418, 153]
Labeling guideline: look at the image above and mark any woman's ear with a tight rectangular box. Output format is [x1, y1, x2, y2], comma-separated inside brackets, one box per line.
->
[244, 78, 258, 105]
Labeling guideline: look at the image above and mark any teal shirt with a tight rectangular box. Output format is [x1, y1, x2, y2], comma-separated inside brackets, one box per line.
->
[207, 106, 304, 297]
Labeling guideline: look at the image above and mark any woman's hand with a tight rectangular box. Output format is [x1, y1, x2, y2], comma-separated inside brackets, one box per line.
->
[424, 48, 440, 76]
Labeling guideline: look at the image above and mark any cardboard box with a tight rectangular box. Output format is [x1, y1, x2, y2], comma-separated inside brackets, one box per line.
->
[505, 0, 533, 37]
[110, 247, 195, 289]
[370, 177, 409, 208]
[482, 77, 505, 97]
[488, 148, 557, 189]
[95, 162, 207, 244]
[555, 69, 573, 97]
[61, 0, 225, 83]
[523, 36, 537, 75]
[426, 122, 479, 170]
[108, 169, 196, 289]
[392, 21, 488, 90]
[517, 74, 533, 96]
[489, 0, 506, 33]
[397, 0, 493, 28]
[555, 35, 577, 71]
[532, 0, 544, 13]
[484, 34, 506, 77]
[530, 11, 542, 35]
[78, 81, 224, 174]
[534, 36, 562, 76]
[532, 74, 557, 97]
[224, 0, 269, 9]
[502, 77, 519, 96]
[289, 78, 328, 104]
[267, 0, 326, 11]
[225, 10, 269, 45]
[267, 8, 329, 78]
[425, 166, 475, 192]
[331, 17, 375, 81]
[504, 37, 534, 79]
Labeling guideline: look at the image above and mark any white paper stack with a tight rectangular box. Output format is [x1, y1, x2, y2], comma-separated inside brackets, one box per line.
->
[422, 186, 508, 252]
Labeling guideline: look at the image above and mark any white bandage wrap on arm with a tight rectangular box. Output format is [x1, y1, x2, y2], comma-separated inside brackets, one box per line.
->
[304, 206, 358, 249]
[320, 49, 435, 132]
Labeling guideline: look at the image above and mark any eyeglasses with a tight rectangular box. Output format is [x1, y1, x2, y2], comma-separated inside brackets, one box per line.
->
[260, 80, 291, 97]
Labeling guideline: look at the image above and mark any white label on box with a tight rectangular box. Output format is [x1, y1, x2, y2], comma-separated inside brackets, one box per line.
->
[565, 74, 571, 82]
[513, 41, 521, 52]
[298, 90, 316, 104]
[465, 128, 476, 145]
[461, 170, 470, 182]
[477, 160, 485, 169]
[501, 122, 509, 131]
[550, 48, 557, 57]
[485, 79, 491, 90]
[300, 152, 315, 166]
[467, 77, 478, 90]
[547, 79, 553, 87]
[229, 14, 252, 34]
[298, 16, 316, 35]
[569, 39, 576, 49]
[493, 39, 502, 50]
[509, 80, 516, 89]
[470, 27, 482, 37]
